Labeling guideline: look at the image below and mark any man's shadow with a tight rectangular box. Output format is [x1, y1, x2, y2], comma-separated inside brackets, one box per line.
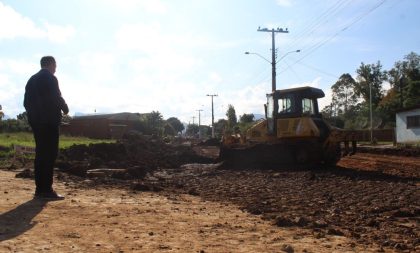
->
[0, 198, 47, 241]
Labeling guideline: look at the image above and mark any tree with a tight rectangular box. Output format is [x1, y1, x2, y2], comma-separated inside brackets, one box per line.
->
[321, 103, 334, 122]
[400, 52, 420, 107]
[199, 125, 211, 138]
[331, 73, 357, 115]
[142, 111, 164, 135]
[225, 104, 237, 128]
[14, 111, 31, 131]
[166, 117, 184, 134]
[388, 61, 406, 107]
[354, 61, 387, 107]
[0, 104, 4, 120]
[321, 103, 345, 128]
[186, 124, 199, 137]
[214, 119, 227, 137]
[163, 123, 177, 136]
[17, 111, 28, 122]
[404, 80, 420, 107]
[377, 88, 399, 126]
[379, 52, 420, 125]
[239, 113, 254, 123]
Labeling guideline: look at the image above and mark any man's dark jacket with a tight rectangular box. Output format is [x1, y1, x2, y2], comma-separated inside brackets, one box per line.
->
[24, 69, 69, 126]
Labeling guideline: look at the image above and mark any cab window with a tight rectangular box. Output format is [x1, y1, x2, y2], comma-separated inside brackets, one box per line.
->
[278, 98, 292, 113]
[302, 98, 314, 114]
[267, 96, 275, 118]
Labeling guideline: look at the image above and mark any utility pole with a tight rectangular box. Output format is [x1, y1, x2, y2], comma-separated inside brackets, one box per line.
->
[369, 82, 373, 144]
[399, 77, 404, 108]
[192, 116, 196, 125]
[206, 94, 218, 138]
[257, 27, 289, 92]
[197, 109, 203, 139]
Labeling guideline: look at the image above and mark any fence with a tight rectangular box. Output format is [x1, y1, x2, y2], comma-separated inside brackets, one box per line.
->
[13, 144, 36, 165]
[352, 129, 395, 143]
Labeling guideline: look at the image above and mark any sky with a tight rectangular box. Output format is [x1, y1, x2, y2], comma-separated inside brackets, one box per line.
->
[0, 0, 419, 125]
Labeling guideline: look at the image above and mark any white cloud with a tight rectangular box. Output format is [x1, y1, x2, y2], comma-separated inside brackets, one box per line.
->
[102, 0, 167, 14]
[77, 52, 117, 83]
[139, 0, 167, 14]
[0, 2, 44, 40]
[209, 72, 223, 84]
[276, 0, 293, 7]
[289, 77, 322, 89]
[0, 2, 75, 43]
[0, 72, 25, 117]
[44, 22, 76, 43]
[319, 88, 332, 111]
[212, 82, 268, 122]
[233, 82, 267, 115]
[115, 23, 165, 53]
[0, 58, 36, 75]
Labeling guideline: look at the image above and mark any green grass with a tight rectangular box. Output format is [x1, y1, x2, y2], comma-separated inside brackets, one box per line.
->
[0, 132, 114, 149]
[0, 132, 36, 148]
[59, 135, 115, 149]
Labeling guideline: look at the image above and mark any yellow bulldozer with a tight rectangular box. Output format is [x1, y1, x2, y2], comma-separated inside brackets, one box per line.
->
[219, 86, 357, 168]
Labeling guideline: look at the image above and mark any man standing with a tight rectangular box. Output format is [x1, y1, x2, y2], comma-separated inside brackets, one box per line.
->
[24, 56, 69, 200]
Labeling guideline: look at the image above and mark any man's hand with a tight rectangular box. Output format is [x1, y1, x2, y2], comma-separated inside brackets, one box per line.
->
[62, 103, 69, 115]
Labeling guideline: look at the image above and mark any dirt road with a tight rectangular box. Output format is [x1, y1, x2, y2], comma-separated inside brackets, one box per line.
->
[152, 153, 419, 252]
[0, 169, 384, 253]
[1, 139, 418, 252]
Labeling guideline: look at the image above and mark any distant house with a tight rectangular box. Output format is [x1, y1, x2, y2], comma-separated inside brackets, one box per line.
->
[395, 105, 420, 144]
[61, 112, 144, 139]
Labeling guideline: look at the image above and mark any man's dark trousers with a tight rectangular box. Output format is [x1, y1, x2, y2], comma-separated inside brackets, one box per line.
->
[32, 124, 59, 194]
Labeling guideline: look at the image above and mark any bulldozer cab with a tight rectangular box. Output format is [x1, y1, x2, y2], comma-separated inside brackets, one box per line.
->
[265, 86, 325, 135]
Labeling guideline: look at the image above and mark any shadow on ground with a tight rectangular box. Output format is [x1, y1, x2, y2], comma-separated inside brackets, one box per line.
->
[0, 199, 47, 241]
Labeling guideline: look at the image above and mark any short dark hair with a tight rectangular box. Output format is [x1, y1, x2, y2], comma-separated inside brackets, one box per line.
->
[40, 56, 56, 68]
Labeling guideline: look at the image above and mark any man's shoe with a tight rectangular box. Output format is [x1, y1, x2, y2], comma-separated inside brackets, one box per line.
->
[34, 191, 65, 201]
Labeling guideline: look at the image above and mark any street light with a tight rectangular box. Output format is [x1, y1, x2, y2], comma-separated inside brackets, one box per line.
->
[245, 49, 300, 91]
[197, 109, 203, 139]
[207, 94, 218, 138]
[244, 52, 271, 64]
[276, 49, 301, 63]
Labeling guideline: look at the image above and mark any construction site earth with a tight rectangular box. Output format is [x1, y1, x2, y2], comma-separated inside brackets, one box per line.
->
[1, 132, 419, 252]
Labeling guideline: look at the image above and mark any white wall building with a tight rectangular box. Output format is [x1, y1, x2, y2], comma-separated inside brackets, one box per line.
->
[395, 105, 420, 144]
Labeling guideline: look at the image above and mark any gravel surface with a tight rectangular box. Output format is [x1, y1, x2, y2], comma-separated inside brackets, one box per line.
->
[8, 138, 420, 252]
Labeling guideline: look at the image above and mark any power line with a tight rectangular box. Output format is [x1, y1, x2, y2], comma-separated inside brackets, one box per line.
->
[282, 0, 387, 75]
[287, 0, 352, 52]
[206, 94, 218, 138]
[280, 58, 302, 84]
[283, 60, 339, 79]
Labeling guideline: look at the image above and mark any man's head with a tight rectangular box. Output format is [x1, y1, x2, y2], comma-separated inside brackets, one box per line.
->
[40, 56, 56, 74]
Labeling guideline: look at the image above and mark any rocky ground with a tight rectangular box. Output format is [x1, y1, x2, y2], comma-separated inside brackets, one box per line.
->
[155, 154, 419, 252]
[1, 135, 419, 252]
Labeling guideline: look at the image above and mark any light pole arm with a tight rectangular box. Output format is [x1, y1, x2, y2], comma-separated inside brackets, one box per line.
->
[276, 50, 301, 63]
[244, 52, 271, 64]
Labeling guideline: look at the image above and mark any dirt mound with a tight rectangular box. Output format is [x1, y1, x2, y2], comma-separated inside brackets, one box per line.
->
[197, 138, 220, 146]
[357, 146, 420, 157]
[157, 161, 419, 252]
[56, 133, 214, 178]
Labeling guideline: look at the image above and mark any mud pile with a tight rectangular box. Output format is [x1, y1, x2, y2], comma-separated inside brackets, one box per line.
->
[358, 145, 420, 157]
[52, 141, 419, 251]
[155, 156, 419, 252]
[56, 133, 214, 179]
